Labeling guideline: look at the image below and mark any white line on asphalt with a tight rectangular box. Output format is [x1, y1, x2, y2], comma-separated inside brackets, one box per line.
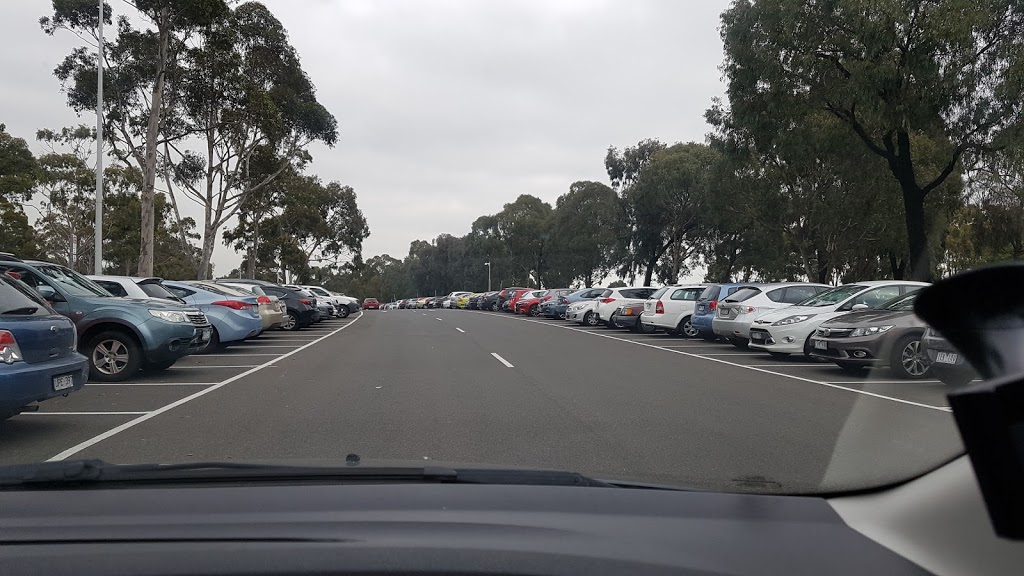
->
[456, 328, 465, 333]
[422, 313, 427, 316]
[169, 365, 261, 369]
[696, 353, 766, 356]
[824, 380, 945, 385]
[25, 411, 150, 416]
[47, 312, 365, 462]
[490, 313, 952, 414]
[193, 353, 282, 357]
[746, 364, 827, 367]
[85, 383, 214, 387]
[491, 353, 515, 368]
[435, 318, 443, 321]
[226, 345, 301, 348]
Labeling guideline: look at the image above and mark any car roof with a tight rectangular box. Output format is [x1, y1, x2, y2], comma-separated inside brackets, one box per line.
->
[88, 275, 165, 283]
[734, 282, 830, 289]
[848, 280, 930, 286]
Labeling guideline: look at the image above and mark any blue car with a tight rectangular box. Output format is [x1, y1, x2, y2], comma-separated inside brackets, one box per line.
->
[0, 272, 89, 419]
[692, 283, 755, 340]
[163, 281, 264, 353]
[543, 287, 607, 319]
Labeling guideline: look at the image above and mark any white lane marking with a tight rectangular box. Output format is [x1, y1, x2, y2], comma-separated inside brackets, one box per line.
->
[488, 313, 951, 413]
[193, 353, 281, 357]
[696, 353, 766, 356]
[85, 383, 214, 387]
[435, 317, 443, 321]
[25, 411, 150, 416]
[746, 364, 827, 367]
[169, 365, 261, 369]
[422, 313, 427, 316]
[47, 312, 365, 462]
[228, 345, 301, 348]
[824, 380, 945, 385]
[491, 353, 515, 368]
[456, 328, 466, 333]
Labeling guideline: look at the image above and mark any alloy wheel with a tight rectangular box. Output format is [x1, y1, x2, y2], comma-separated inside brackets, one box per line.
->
[92, 339, 130, 376]
[901, 340, 929, 377]
[681, 319, 699, 338]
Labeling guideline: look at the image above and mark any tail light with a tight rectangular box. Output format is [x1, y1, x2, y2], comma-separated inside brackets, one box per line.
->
[709, 300, 718, 311]
[745, 306, 756, 313]
[0, 330, 23, 364]
[655, 300, 665, 314]
[600, 298, 616, 304]
[212, 300, 253, 311]
[256, 295, 271, 304]
[299, 298, 312, 305]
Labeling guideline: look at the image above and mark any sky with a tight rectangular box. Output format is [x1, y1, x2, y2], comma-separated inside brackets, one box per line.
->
[2, 0, 729, 276]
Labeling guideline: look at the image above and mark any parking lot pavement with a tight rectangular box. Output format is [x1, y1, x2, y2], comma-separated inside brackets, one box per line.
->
[0, 316, 360, 464]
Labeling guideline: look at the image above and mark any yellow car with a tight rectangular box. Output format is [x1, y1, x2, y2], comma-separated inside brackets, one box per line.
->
[455, 294, 472, 309]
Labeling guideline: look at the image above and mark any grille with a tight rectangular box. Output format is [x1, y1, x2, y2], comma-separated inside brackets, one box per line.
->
[186, 311, 208, 325]
[816, 327, 852, 338]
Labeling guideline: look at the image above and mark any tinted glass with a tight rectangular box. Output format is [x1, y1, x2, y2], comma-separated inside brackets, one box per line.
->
[699, 285, 722, 301]
[670, 288, 703, 301]
[36, 265, 110, 297]
[600, 289, 613, 298]
[0, 274, 50, 316]
[95, 280, 129, 297]
[139, 282, 177, 300]
[725, 287, 761, 302]
[880, 292, 917, 311]
[650, 287, 671, 299]
[167, 286, 195, 299]
[781, 285, 821, 303]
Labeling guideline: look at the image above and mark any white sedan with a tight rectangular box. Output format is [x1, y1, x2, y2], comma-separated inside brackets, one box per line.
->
[566, 300, 600, 326]
[593, 287, 659, 328]
[748, 281, 929, 357]
[639, 285, 706, 336]
[712, 282, 830, 346]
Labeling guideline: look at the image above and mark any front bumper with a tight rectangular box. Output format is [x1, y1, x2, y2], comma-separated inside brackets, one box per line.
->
[566, 308, 590, 323]
[143, 320, 213, 363]
[808, 333, 893, 365]
[0, 353, 89, 416]
[748, 322, 815, 354]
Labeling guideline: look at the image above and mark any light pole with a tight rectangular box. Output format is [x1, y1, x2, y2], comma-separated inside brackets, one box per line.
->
[94, 0, 104, 274]
[484, 261, 491, 292]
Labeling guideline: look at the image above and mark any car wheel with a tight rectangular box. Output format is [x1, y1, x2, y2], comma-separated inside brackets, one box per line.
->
[768, 351, 790, 358]
[491, 302, 498, 311]
[584, 311, 599, 327]
[282, 312, 299, 331]
[142, 359, 177, 372]
[85, 330, 142, 382]
[729, 338, 748, 349]
[679, 317, 699, 338]
[835, 361, 866, 375]
[195, 327, 222, 355]
[529, 305, 540, 317]
[338, 306, 350, 319]
[891, 334, 931, 379]
[638, 319, 658, 334]
[933, 367, 974, 387]
[558, 311, 567, 319]
[802, 335, 815, 358]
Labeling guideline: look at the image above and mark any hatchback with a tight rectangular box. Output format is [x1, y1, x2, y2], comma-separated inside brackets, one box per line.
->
[691, 283, 756, 340]
[639, 285, 706, 336]
[163, 281, 264, 353]
[712, 283, 830, 347]
[593, 287, 658, 328]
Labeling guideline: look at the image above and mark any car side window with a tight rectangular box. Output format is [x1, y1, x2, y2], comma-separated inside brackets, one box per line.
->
[765, 288, 786, 303]
[671, 288, 702, 301]
[900, 285, 924, 295]
[781, 286, 818, 303]
[96, 281, 128, 297]
[849, 286, 900, 308]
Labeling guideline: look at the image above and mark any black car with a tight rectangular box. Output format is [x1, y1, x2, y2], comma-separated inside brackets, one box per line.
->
[496, 287, 527, 312]
[478, 291, 501, 311]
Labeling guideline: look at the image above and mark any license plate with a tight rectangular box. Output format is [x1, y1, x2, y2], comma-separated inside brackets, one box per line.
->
[935, 351, 958, 364]
[813, 339, 828, 350]
[196, 327, 212, 342]
[52, 373, 75, 391]
[750, 332, 765, 340]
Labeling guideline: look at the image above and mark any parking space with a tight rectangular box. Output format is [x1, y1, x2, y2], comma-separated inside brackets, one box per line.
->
[0, 316, 360, 464]
[468, 310, 954, 412]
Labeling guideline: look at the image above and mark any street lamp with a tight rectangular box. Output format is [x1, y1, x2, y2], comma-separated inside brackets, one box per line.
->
[484, 261, 491, 292]
[94, 0, 104, 274]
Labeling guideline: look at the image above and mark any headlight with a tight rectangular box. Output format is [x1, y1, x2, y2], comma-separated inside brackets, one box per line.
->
[149, 309, 188, 323]
[850, 325, 895, 338]
[772, 314, 816, 326]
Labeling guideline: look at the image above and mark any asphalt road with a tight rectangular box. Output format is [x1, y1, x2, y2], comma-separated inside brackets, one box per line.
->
[0, 309, 964, 493]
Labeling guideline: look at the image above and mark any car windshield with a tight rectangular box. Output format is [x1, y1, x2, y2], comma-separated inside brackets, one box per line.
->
[3, 0, 995, 505]
[794, 285, 866, 307]
[36, 265, 110, 297]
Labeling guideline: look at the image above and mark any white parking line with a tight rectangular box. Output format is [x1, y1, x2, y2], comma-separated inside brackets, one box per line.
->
[456, 328, 466, 333]
[435, 318, 443, 321]
[491, 314, 951, 413]
[697, 353, 766, 356]
[746, 364, 827, 367]
[229, 345, 301, 348]
[86, 383, 214, 387]
[491, 353, 515, 368]
[25, 411, 150, 416]
[169, 365, 261, 369]
[824, 380, 945, 385]
[47, 312, 365, 462]
[195, 353, 282, 357]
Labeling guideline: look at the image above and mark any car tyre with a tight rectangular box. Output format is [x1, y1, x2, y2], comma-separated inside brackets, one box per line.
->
[678, 316, 699, 338]
[85, 330, 142, 382]
[890, 333, 931, 379]
[729, 338, 748, 349]
[638, 319, 658, 334]
[283, 312, 301, 331]
[528, 305, 540, 317]
[491, 302, 499, 312]
[835, 361, 866, 375]
[195, 327, 222, 355]
[933, 367, 974, 387]
[338, 306, 350, 319]
[584, 311, 599, 327]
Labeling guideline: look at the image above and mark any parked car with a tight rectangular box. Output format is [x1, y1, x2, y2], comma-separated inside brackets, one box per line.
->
[455, 294, 472, 309]
[609, 302, 652, 332]
[0, 271, 89, 419]
[505, 289, 532, 312]
[163, 281, 264, 353]
[497, 287, 528, 311]
[303, 285, 357, 317]
[593, 286, 658, 328]
[691, 283, 755, 341]
[0, 257, 211, 381]
[748, 281, 929, 357]
[545, 287, 607, 320]
[363, 298, 379, 310]
[477, 291, 500, 311]
[809, 291, 932, 378]
[639, 284, 706, 336]
[515, 290, 549, 315]
[921, 327, 979, 386]
[443, 291, 471, 308]
[566, 299, 601, 326]
[215, 281, 287, 330]
[216, 280, 317, 331]
[539, 288, 578, 318]
[87, 275, 185, 304]
[712, 283, 831, 347]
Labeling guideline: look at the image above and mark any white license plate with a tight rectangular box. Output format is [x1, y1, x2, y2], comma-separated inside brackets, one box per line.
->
[197, 328, 212, 342]
[813, 339, 828, 350]
[935, 351, 958, 364]
[52, 373, 75, 391]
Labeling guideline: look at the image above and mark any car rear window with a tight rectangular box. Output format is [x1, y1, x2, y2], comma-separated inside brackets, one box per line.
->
[600, 289, 614, 298]
[0, 274, 51, 316]
[138, 282, 177, 300]
[699, 285, 722, 301]
[650, 287, 670, 299]
[725, 287, 761, 302]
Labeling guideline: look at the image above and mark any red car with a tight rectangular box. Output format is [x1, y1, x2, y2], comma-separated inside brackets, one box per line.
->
[515, 290, 550, 316]
[505, 289, 532, 313]
[362, 298, 379, 310]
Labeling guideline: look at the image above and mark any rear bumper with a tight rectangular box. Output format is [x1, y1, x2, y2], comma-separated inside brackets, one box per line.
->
[712, 317, 753, 339]
[0, 353, 89, 416]
[610, 312, 639, 328]
[640, 311, 674, 329]
[691, 312, 715, 335]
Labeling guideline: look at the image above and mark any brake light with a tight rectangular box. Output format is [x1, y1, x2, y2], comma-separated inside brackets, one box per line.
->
[0, 330, 23, 364]
[299, 298, 312, 305]
[745, 306, 756, 313]
[212, 300, 253, 311]
[655, 300, 665, 314]
[709, 300, 718, 311]
[256, 295, 271, 304]
[600, 298, 616, 304]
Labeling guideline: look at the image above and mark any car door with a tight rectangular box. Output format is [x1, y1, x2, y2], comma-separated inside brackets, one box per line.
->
[667, 287, 703, 322]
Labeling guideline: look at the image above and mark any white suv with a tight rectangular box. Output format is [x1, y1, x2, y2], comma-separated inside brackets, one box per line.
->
[593, 287, 658, 328]
[639, 285, 706, 336]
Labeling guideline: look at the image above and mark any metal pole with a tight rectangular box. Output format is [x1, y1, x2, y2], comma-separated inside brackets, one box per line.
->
[485, 262, 491, 292]
[94, 0, 104, 274]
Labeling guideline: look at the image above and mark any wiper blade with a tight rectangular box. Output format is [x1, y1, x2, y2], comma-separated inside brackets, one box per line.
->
[0, 306, 38, 315]
[0, 459, 613, 488]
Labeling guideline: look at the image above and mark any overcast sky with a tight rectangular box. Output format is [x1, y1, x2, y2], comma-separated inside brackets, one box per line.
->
[2, 0, 729, 275]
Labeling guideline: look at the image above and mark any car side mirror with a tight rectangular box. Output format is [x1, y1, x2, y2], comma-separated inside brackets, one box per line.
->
[851, 303, 869, 310]
[36, 285, 64, 302]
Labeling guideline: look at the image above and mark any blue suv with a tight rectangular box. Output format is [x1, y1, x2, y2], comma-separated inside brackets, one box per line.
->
[0, 256, 212, 382]
[692, 283, 754, 340]
[0, 271, 88, 419]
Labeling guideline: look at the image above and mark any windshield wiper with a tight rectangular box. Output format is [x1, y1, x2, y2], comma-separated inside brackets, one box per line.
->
[0, 306, 38, 315]
[0, 459, 613, 488]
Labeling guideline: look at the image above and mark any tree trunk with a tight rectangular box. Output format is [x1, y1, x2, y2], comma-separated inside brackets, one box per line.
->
[901, 187, 931, 281]
[137, 8, 171, 276]
[197, 222, 217, 280]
